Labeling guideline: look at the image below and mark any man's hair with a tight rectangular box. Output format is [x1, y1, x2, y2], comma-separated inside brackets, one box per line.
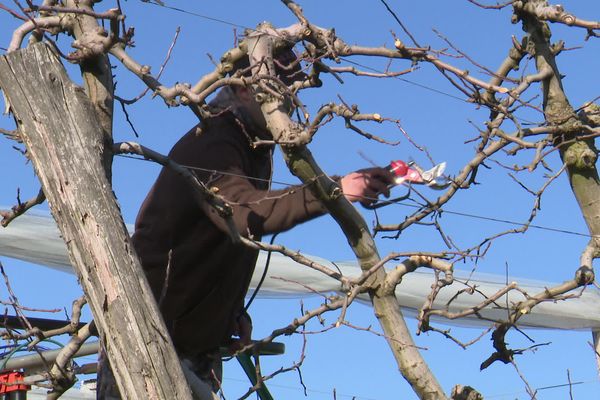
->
[231, 47, 306, 86]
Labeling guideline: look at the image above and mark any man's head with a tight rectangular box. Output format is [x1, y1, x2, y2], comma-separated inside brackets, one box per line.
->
[226, 47, 305, 131]
[231, 47, 306, 86]
[208, 47, 304, 134]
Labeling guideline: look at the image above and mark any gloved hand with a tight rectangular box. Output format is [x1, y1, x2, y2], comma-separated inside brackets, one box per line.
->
[340, 167, 395, 207]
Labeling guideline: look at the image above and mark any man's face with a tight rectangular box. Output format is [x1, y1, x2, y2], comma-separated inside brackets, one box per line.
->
[234, 86, 268, 132]
[236, 86, 295, 134]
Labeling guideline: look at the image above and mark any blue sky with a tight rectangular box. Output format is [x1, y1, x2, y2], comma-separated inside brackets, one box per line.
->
[1, 1, 600, 399]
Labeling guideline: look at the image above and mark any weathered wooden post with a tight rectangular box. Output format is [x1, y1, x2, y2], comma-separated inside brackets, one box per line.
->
[0, 42, 193, 399]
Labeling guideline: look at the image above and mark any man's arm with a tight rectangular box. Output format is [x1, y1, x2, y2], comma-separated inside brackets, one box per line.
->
[170, 122, 394, 238]
[202, 163, 394, 237]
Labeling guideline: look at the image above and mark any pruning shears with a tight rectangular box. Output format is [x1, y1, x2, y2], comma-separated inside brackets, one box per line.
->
[366, 159, 450, 209]
[389, 160, 450, 189]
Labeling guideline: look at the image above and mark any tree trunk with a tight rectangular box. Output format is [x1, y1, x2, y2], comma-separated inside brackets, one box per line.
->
[283, 145, 447, 400]
[520, 0, 600, 374]
[246, 29, 447, 398]
[0, 42, 192, 399]
[521, 3, 600, 254]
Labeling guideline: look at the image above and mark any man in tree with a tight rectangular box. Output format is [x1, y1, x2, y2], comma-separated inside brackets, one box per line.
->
[98, 48, 394, 397]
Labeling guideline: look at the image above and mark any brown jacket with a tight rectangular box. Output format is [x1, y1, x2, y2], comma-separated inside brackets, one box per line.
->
[132, 111, 327, 355]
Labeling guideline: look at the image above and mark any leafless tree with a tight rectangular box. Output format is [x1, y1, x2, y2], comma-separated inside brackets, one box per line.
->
[0, 0, 598, 399]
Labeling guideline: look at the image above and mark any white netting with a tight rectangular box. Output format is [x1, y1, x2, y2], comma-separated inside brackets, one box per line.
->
[1, 211, 599, 330]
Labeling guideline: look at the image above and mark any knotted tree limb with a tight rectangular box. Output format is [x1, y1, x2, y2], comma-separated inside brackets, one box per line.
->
[481, 35, 527, 105]
[8, 15, 70, 52]
[475, 0, 600, 373]
[513, 1, 600, 33]
[46, 321, 93, 399]
[65, 0, 115, 179]
[518, 0, 600, 262]
[246, 24, 449, 400]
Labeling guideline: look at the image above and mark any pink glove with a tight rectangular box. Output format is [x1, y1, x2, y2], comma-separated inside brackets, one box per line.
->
[340, 167, 395, 207]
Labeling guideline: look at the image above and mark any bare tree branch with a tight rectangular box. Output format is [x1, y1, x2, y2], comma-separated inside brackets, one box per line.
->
[1, 187, 45, 227]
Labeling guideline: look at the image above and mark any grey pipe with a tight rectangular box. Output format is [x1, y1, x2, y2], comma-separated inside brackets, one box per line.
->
[0, 341, 99, 373]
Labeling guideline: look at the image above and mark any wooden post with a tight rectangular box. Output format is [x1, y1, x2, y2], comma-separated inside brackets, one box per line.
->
[0, 43, 193, 399]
